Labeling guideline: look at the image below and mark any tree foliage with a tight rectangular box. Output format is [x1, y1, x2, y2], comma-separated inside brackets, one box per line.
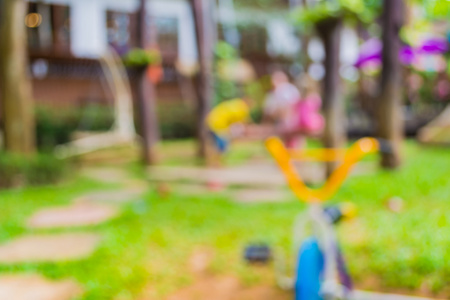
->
[419, 0, 450, 19]
[234, 0, 288, 9]
[292, 0, 382, 27]
[122, 48, 162, 67]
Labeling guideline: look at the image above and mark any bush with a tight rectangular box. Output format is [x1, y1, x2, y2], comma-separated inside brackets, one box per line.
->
[25, 155, 67, 186]
[36, 107, 78, 151]
[37, 102, 195, 145]
[0, 153, 68, 189]
[157, 102, 196, 139]
[36, 105, 114, 151]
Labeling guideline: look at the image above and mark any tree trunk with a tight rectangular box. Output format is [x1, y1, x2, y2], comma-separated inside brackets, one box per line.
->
[355, 21, 377, 120]
[136, 0, 159, 165]
[191, 0, 215, 160]
[316, 18, 346, 176]
[52, 5, 69, 54]
[378, 0, 404, 169]
[298, 0, 311, 74]
[0, 0, 36, 154]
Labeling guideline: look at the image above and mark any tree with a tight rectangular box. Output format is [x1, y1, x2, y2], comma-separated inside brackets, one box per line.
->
[136, 0, 159, 165]
[293, 0, 383, 172]
[377, 0, 405, 168]
[293, 1, 359, 175]
[190, 0, 216, 160]
[316, 17, 345, 175]
[0, 0, 36, 154]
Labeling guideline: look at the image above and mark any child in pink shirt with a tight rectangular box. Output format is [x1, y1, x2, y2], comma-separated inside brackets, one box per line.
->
[282, 78, 324, 148]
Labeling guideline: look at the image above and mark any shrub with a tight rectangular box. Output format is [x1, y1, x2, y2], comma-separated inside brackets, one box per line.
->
[36, 105, 114, 151]
[35, 106, 78, 151]
[36, 102, 195, 145]
[157, 102, 196, 139]
[0, 152, 68, 189]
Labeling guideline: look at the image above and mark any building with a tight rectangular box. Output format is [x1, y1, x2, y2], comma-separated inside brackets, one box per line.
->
[25, 0, 194, 108]
[23, 0, 298, 109]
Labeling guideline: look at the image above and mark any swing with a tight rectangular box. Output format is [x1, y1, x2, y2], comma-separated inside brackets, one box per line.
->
[418, 104, 450, 146]
[54, 47, 138, 159]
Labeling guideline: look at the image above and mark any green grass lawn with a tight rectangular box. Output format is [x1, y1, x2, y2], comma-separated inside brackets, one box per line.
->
[0, 140, 449, 299]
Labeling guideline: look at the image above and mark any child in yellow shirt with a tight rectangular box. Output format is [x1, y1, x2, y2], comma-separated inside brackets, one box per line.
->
[206, 98, 251, 154]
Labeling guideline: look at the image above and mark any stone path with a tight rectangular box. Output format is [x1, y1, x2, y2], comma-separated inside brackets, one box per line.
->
[171, 183, 212, 195]
[232, 189, 292, 204]
[0, 274, 82, 300]
[0, 233, 101, 264]
[81, 167, 150, 190]
[124, 179, 149, 191]
[148, 161, 376, 204]
[76, 189, 145, 204]
[0, 165, 147, 299]
[27, 202, 119, 229]
[147, 161, 377, 188]
[81, 167, 130, 184]
[3, 162, 430, 300]
[148, 163, 287, 188]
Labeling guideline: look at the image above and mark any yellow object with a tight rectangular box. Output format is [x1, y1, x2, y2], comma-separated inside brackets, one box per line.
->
[25, 13, 42, 28]
[266, 137, 380, 203]
[207, 99, 250, 136]
[340, 202, 358, 219]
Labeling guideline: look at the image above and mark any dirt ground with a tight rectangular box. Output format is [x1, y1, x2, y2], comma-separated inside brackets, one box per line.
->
[139, 248, 291, 300]
[138, 247, 446, 300]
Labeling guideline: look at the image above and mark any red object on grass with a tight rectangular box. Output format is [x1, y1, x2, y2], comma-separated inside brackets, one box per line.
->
[206, 180, 225, 191]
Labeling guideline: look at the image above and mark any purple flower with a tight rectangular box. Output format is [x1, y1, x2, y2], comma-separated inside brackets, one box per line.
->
[418, 38, 448, 54]
[355, 37, 448, 70]
[354, 38, 382, 68]
[355, 38, 418, 68]
[400, 46, 415, 65]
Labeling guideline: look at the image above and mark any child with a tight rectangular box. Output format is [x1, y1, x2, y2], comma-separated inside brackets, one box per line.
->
[206, 97, 252, 162]
[264, 71, 301, 123]
[282, 76, 324, 148]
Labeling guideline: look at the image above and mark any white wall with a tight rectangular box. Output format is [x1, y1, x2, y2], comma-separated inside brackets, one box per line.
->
[70, 1, 107, 58]
[29, 0, 139, 13]
[29, 0, 139, 58]
[266, 20, 300, 58]
[29, 0, 197, 62]
[149, 0, 198, 65]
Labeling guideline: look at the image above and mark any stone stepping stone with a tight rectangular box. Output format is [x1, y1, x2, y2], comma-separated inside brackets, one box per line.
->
[148, 161, 377, 189]
[0, 274, 82, 300]
[81, 167, 130, 184]
[233, 189, 292, 204]
[27, 202, 119, 229]
[0, 233, 101, 263]
[76, 189, 144, 204]
[147, 163, 287, 187]
[172, 183, 213, 195]
[123, 179, 149, 191]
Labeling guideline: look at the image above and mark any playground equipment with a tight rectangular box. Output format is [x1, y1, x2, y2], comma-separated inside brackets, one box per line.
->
[418, 105, 450, 146]
[54, 47, 138, 159]
[265, 137, 388, 300]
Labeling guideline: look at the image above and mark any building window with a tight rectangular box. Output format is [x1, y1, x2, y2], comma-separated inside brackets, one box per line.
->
[107, 11, 131, 55]
[26, 3, 70, 54]
[155, 17, 178, 58]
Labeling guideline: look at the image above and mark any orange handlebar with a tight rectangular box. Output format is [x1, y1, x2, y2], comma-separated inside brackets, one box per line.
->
[265, 137, 380, 203]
